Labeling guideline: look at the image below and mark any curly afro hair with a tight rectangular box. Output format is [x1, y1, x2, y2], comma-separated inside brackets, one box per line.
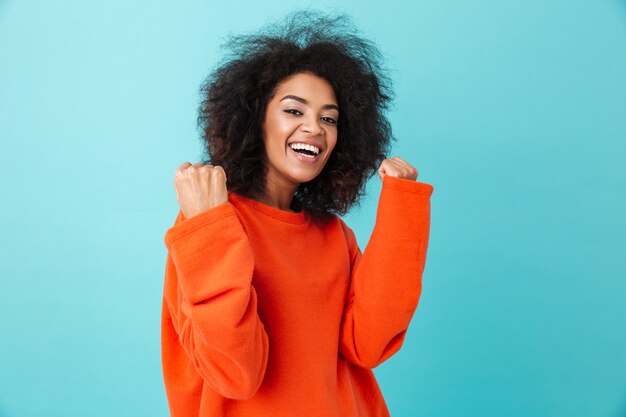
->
[198, 9, 395, 222]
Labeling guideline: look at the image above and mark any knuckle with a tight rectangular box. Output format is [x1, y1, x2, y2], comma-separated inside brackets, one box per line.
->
[212, 170, 224, 181]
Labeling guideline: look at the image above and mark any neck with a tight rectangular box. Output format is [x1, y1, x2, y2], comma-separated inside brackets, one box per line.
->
[255, 173, 299, 212]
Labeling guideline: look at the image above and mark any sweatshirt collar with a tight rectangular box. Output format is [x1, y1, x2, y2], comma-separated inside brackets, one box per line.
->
[228, 192, 309, 225]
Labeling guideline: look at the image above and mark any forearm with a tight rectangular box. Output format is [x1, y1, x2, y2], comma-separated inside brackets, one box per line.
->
[163, 203, 269, 399]
[339, 175, 433, 368]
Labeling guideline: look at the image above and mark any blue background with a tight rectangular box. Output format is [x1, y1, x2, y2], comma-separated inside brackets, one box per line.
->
[1, 1, 625, 416]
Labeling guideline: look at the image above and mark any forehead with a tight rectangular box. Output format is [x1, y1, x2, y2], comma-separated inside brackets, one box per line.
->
[273, 72, 337, 103]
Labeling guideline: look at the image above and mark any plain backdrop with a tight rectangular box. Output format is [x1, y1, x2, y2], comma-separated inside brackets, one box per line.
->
[1, 1, 625, 416]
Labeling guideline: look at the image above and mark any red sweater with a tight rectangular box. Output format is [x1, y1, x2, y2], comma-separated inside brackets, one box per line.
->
[161, 175, 434, 416]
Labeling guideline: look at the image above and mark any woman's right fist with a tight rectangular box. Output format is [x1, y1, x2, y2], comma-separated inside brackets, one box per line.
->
[174, 162, 228, 219]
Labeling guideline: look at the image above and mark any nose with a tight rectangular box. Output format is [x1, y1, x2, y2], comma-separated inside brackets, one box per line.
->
[301, 115, 323, 136]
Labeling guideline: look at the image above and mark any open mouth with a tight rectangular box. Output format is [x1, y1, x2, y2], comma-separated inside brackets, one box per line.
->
[288, 142, 321, 158]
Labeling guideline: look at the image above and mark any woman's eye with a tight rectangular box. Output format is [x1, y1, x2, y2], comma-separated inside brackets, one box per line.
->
[284, 109, 302, 115]
[322, 116, 337, 124]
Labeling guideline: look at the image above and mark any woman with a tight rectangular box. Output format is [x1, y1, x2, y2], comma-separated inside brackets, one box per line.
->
[161, 10, 434, 417]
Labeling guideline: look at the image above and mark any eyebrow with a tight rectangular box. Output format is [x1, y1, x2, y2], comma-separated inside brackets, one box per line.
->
[280, 95, 339, 111]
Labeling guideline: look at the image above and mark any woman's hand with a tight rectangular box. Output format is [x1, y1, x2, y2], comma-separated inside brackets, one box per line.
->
[377, 156, 418, 182]
[174, 162, 229, 219]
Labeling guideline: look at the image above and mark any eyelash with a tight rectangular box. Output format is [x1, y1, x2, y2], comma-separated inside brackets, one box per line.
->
[284, 109, 337, 125]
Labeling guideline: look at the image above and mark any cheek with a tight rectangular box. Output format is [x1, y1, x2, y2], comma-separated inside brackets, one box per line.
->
[326, 133, 339, 154]
[266, 115, 296, 147]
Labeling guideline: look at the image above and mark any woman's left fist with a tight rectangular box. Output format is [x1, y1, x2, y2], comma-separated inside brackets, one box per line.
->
[377, 156, 418, 181]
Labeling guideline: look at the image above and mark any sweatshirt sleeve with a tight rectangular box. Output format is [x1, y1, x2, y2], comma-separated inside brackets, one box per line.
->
[338, 175, 434, 369]
[162, 202, 269, 400]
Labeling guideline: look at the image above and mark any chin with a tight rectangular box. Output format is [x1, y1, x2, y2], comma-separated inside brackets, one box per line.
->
[288, 167, 325, 185]
[291, 174, 320, 186]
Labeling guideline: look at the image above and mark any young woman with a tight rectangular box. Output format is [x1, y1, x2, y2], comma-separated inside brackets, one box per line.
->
[161, 10, 434, 417]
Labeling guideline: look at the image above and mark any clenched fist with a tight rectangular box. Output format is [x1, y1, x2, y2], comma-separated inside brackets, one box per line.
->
[377, 156, 418, 181]
[174, 162, 229, 219]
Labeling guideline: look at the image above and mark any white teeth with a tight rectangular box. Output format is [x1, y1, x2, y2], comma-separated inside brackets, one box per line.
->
[289, 143, 320, 155]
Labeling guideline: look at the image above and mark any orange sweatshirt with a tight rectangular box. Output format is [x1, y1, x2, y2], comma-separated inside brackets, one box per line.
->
[161, 175, 434, 417]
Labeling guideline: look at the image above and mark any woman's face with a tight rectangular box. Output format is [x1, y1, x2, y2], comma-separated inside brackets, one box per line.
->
[262, 71, 339, 188]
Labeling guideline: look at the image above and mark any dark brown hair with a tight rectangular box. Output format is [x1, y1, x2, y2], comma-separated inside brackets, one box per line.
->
[198, 9, 395, 222]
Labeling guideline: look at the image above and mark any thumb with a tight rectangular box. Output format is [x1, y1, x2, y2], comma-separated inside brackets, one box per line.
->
[377, 164, 386, 182]
[214, 165, 228, 183]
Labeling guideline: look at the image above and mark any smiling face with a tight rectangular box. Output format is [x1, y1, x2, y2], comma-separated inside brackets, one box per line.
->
[261, 71, 339, 191]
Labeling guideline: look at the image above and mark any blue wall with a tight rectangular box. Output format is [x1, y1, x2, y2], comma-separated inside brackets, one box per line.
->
[1, 1, 625, 416]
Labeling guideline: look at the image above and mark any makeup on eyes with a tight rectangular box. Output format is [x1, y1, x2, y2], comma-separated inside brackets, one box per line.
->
[281, 103, 338, 124]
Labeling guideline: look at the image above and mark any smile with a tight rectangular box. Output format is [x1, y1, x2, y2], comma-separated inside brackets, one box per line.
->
[288, 142, 321, 156]
[288, 143, 322, 163]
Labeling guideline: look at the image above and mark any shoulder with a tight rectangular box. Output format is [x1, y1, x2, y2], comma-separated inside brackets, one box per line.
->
[331, 216, 358, 249]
